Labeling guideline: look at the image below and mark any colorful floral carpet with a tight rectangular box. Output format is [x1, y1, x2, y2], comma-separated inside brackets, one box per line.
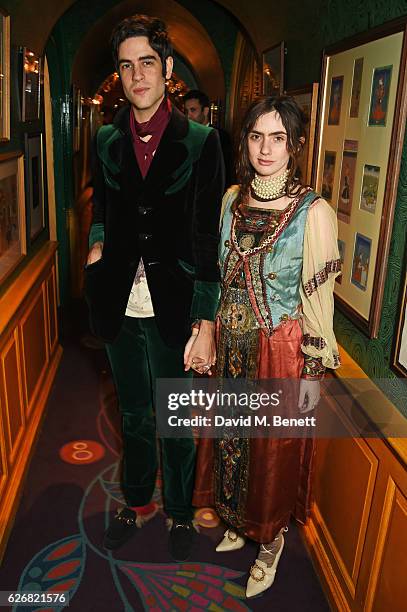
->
[0, 335, 330, 611]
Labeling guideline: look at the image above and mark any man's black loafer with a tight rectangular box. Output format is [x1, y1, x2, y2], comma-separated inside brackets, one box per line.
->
[103, 507, 138, 550]
[168, 520, 196, 561]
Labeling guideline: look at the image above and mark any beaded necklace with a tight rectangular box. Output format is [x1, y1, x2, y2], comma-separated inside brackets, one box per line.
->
[250, 169, 289, 201]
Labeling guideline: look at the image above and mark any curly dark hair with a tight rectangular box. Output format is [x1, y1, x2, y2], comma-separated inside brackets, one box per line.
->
[110, 14, 173, 77]
[234, 96, 308, 210]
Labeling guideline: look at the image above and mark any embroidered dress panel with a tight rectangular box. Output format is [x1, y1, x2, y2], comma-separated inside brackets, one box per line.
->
[220, 188, 315, 334]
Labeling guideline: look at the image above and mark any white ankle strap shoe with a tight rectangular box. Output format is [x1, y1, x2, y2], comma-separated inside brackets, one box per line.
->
[246, 534, 285, 598]
[215, 529, 246, 552]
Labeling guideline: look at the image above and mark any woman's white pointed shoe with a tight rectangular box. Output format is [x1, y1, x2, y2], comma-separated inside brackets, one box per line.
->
[246, 534, 285, 598]
[215, 529, 246, 552]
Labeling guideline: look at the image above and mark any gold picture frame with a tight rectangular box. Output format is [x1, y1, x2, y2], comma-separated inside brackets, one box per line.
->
[24, 133, 45, 242]
[285, 83, 319, 185]
[0, 9, 10, 140]
[313, 18, 407, 338]
[262, 42, 285, 96]
[22, 47, 41, 122]
[0, 152, 26, 284]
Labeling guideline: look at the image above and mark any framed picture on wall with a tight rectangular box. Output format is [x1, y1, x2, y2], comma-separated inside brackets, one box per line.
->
[285, 83, 319, 185]
[24, 133, 45, 241]
[0, 9, 10, 140]
[22, 47, 41, 122]
[313, 18, 407, 338]
[0, 152, 26, 284]
[393, 268, 407, 377]
[262, 42, 285, 96]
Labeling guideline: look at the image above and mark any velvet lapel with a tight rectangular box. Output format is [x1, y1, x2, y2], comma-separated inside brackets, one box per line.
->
[113, 107, 144, 197]
[142, 105, 189, 195]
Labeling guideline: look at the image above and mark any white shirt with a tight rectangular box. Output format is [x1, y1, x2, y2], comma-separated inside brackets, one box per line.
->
[125, 258, 154, 317]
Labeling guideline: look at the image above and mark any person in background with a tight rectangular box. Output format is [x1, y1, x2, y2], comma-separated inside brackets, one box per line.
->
[194, 95, 341, 597]
[85, 14, 224, 561]
[184, 89, 234, 187]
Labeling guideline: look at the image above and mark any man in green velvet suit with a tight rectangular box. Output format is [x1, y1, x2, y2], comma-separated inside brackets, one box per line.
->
[85, 14, 224, 561]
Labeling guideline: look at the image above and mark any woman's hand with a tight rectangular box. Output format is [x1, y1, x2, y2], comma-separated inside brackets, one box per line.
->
[298, 379, 320, 413]
[184, 320, 216, 376]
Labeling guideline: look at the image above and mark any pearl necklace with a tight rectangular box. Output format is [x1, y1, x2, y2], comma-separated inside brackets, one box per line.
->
[251, 169, 289, 201]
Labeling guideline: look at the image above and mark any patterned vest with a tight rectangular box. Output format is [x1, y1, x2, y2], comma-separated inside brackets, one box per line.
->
[219, 188, 318, 335]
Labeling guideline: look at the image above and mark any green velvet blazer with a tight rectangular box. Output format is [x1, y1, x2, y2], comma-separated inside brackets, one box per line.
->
[85, 104, 224, 346]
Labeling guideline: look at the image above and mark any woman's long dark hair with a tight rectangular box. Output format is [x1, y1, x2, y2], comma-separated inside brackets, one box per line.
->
[235, 95, 308, 211]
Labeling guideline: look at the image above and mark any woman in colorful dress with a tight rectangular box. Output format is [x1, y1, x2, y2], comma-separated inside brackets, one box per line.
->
[193, 96, 341, 598]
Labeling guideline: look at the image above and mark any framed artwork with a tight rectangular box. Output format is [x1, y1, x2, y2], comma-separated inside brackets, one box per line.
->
[0, 152, 26, 284]
[321, 151, 336, 202]
[0, 10, 10, 140]
[230, 32, 262, 150]
[313, 18, 407, 337]
[337, 140, 358, 224]
[351, 233, 371, 291]
[360, 164, 380, 214]
[262, 42, 285, 96]
[327, 76, 344, 125]
[286, 83, 319, 185]
[393, 269, 407, 377]
[350, 58, 364, 118]
[22, 47, 41, 122]
[24, 133, 44, 241]
[368, 66, 392, 126]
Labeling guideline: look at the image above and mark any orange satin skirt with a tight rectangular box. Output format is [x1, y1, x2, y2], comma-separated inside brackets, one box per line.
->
[193, 319, 315, 543]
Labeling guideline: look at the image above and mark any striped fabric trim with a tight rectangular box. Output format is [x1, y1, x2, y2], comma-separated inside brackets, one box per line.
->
[303, 259, 341, 297]
[303, 334, 326, 350]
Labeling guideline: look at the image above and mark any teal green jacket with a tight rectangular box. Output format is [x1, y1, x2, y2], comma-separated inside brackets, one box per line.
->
[85, 105, 224, 345]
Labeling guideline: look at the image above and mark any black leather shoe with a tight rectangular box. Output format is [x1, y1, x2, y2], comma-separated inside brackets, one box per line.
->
[168, 520, 195, 561]
[103, 507, 138, 550]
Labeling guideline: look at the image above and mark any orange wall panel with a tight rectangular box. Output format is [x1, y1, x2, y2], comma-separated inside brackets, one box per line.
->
[20, 287, 48, 415]
[0, 331, 25, 464]
[0, 242, 61, 562]
[0, 391, 8, 501]
[46, 267, 58, 354]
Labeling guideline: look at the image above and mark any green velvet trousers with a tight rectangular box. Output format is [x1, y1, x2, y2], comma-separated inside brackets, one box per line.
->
[106, 316, 195, 521]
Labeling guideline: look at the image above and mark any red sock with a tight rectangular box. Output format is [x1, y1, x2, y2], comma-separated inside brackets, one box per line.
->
[129, 502, 156, 516]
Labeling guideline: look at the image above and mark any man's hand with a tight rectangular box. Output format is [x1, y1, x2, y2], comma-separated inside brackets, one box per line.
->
[298, 379, 320, 413]
[184, 320, 216, 375]
[87, 242, 103, 266]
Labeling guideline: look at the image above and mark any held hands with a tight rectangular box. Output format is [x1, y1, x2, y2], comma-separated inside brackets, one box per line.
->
[86, 242, 103, 266]
[184, 320, 216, 376]
[298, 379, 321, 413]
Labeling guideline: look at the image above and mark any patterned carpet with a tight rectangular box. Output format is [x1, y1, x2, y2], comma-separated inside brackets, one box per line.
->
[0, 333, 330, 611]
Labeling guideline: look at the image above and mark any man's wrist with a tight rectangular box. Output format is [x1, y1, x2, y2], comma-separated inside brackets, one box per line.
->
[199, 319, 215, 333]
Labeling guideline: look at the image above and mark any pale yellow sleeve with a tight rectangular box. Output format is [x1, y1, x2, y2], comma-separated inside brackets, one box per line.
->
[219, 185, 239, 228]
[299, 198, 341, 369]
